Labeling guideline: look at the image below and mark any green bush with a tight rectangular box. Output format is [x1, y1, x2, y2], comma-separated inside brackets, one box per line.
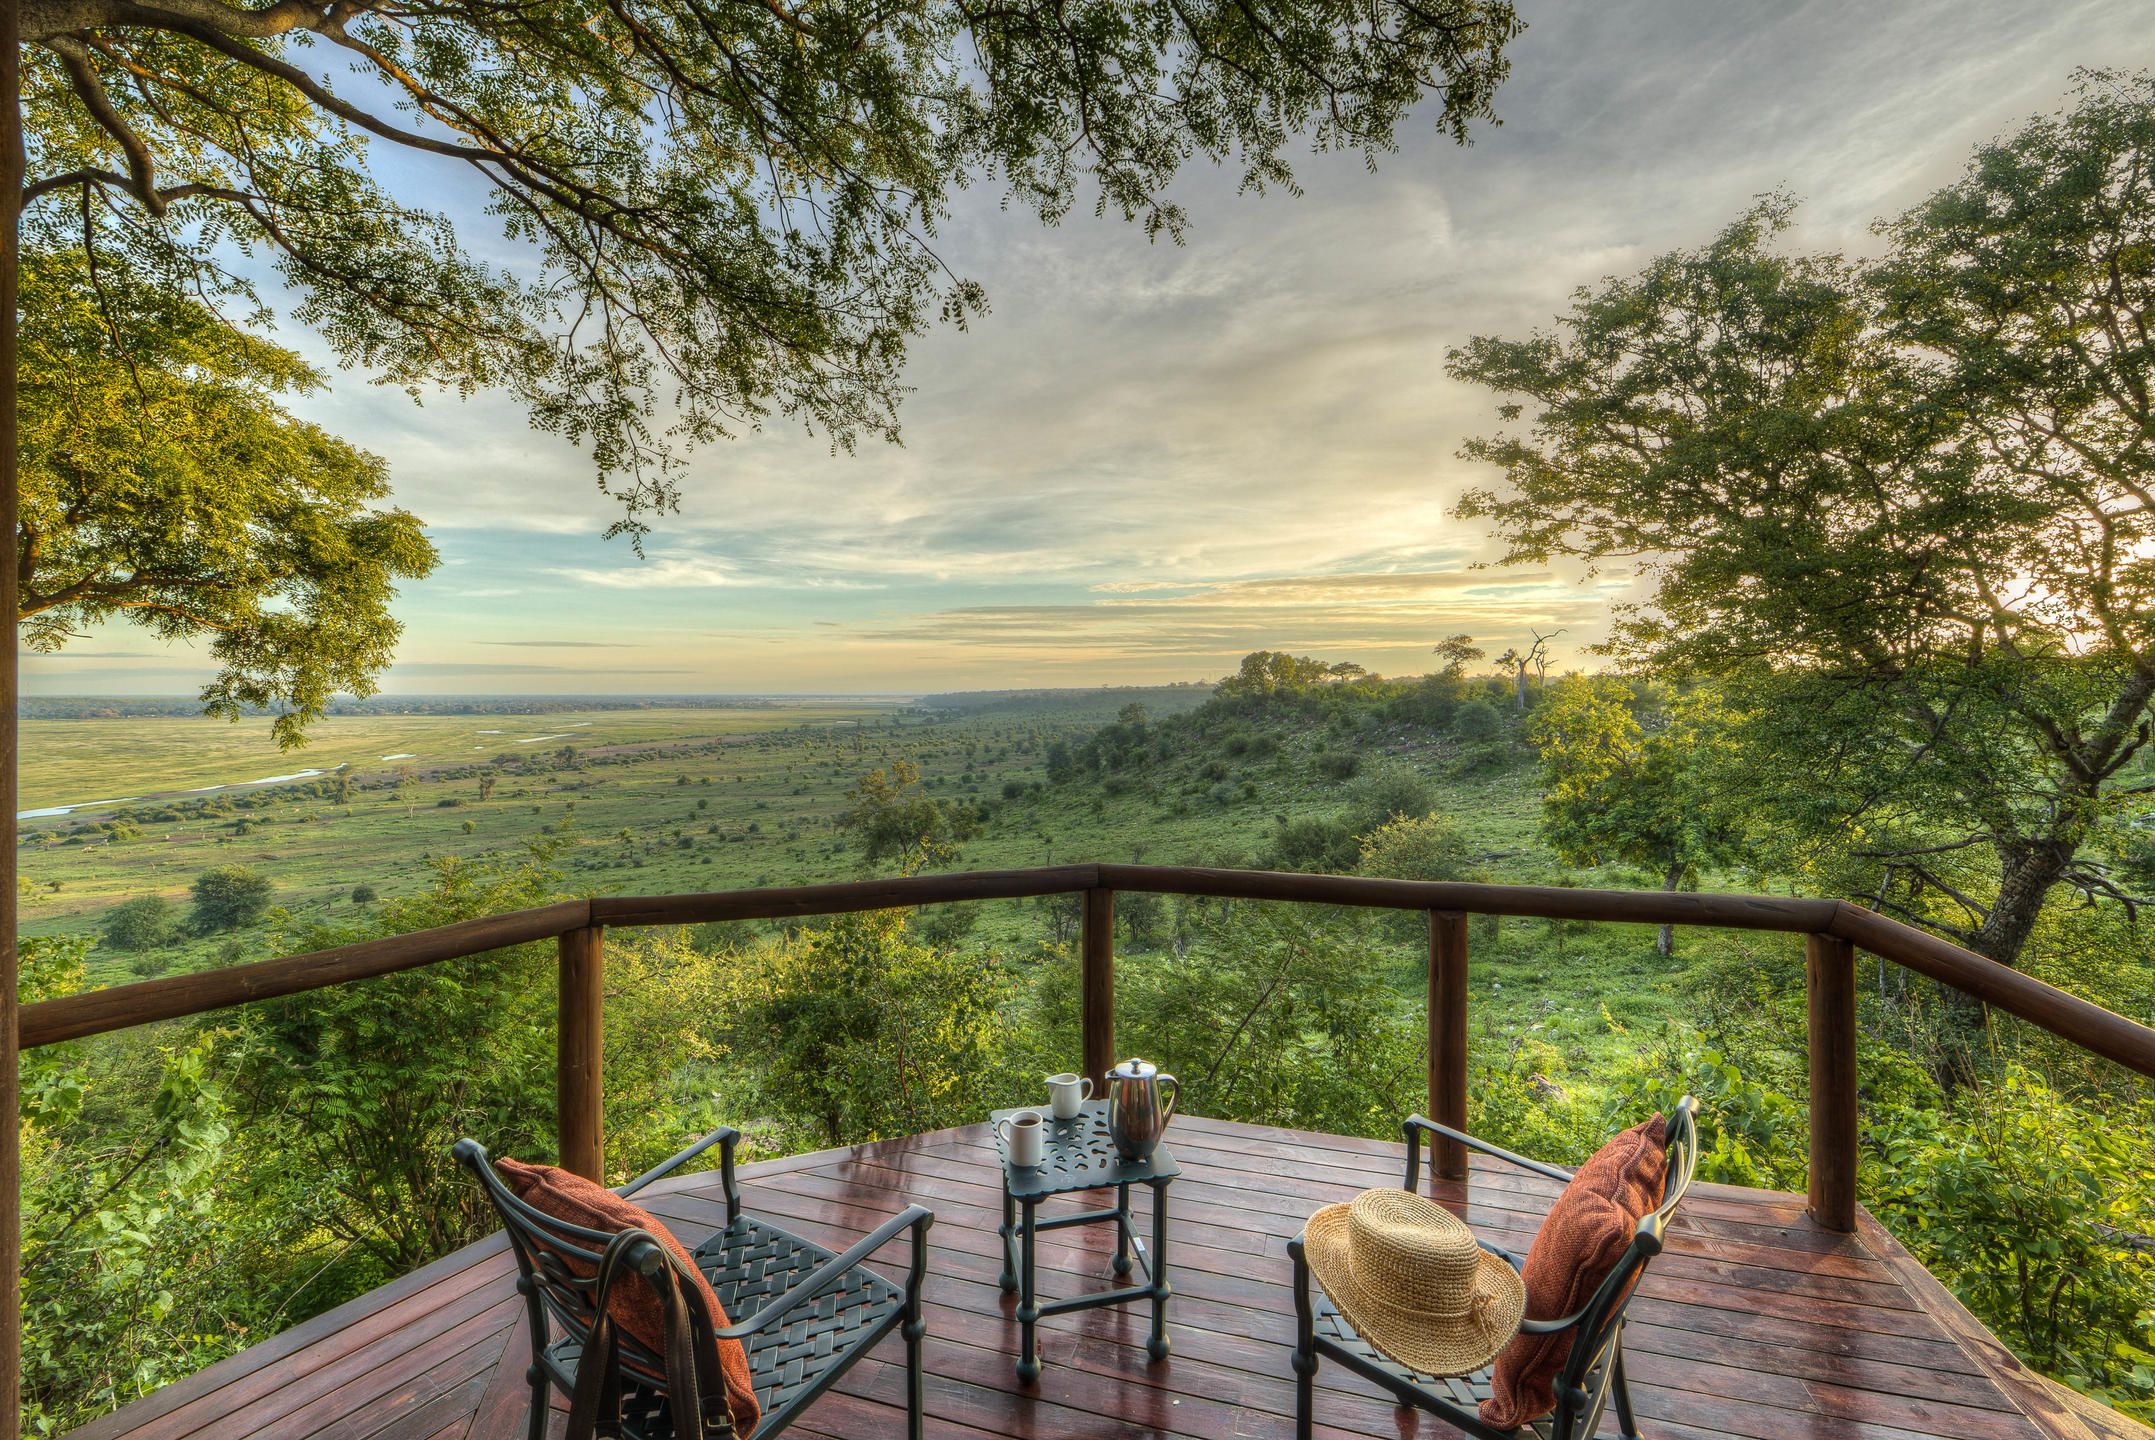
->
[1453, 699, 1502, 741]
[101, 895, 176, 951]
[189, 865, 273, 933]
[1315, 750, 1360, 780]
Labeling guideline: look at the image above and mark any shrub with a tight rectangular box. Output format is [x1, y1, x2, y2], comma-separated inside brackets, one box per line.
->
[1452, 699, 1502, 741]
[101, 895, 176, 951]
[1344, 758, 1436, 834]
[1314, 750, 1360, 780]
[1265, 815, 1360, 873]
[189, 866, 273, 933]
[1357, 814, 1474, 884]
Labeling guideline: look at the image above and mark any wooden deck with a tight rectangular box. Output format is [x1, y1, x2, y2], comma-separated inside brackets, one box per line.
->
[67, 1114, 2150, 1440]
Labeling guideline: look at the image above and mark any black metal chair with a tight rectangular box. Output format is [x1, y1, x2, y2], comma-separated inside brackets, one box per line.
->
[455, 1128, 933, 1440]
[1289, 1097, 1699, 1440]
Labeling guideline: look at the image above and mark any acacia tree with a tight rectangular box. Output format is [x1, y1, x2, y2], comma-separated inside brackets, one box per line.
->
[19, 246, 435, 743]
[20, 0, 1521, 532]
[1452, 71, 2155, 1006]
[1528, 679, 1738, 956]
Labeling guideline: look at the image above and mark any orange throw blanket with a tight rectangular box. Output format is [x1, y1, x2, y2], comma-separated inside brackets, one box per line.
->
[497, 1157, 762, 1437]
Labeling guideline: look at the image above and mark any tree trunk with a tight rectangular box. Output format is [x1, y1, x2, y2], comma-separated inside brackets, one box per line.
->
[1936, 838, 2072, 1074]
[1656, 862, 1682, 956]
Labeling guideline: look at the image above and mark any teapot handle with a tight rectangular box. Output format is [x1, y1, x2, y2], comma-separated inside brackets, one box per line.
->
[1157, 1073, 1179, 1125]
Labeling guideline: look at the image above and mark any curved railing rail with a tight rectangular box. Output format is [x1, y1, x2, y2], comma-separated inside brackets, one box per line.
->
[23, 864, 2155, 1235]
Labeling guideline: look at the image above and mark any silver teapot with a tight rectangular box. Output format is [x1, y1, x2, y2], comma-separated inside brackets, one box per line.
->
[1106, 1057, 1179, 1161]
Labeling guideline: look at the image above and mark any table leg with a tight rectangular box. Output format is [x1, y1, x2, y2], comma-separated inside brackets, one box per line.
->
[1147, 1179, 1172, 1361]
[998, 1185, 1017, 1293]
[1017, 1197, 1041, 1383]
[1113, 1182, 1133, 1278]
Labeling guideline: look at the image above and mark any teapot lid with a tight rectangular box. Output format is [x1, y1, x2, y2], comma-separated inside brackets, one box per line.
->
[1113, 1057, 1157, 1078]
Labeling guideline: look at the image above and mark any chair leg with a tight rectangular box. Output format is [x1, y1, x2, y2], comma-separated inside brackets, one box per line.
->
[1288, 1236, 1317, 1440]
[904, 1316, 927, 1440]
[526, 1368, 549, 1440]
[1612, 1349, 1641, 1440]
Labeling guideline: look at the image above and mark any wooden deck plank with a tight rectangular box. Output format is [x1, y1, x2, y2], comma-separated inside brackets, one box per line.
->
[67, 1117, 2142, 1440]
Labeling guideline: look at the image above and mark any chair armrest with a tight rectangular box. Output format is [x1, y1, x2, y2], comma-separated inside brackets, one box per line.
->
[618, 1126, 739, 1200]
[715, 1205, 935, 1341]
[1402, 1115, 1575, 1189]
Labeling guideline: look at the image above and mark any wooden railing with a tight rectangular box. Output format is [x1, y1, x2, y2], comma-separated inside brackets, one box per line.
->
[22, 864, 2155, 1234]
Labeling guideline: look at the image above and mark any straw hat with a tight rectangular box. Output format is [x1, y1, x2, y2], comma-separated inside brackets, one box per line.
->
[1305, 1188, 1526, 1377]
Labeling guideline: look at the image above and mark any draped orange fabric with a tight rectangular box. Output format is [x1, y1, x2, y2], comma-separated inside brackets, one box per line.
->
[497, 1157, 762, 1437]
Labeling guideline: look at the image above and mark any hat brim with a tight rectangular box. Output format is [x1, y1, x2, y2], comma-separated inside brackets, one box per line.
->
[1303, 1201, 1527, 1378]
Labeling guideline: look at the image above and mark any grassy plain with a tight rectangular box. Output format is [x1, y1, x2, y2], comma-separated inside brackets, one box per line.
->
[20, 689, 1785, 1092]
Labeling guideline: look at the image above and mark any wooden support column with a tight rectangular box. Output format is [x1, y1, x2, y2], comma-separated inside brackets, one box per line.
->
[557, 925, 606, 1182]
[1806, 932, 1859, 1233]
[1428, 911, 1469, 1182]
[2, 5, 26, 1423]
[1081, 889, 1115, 1088]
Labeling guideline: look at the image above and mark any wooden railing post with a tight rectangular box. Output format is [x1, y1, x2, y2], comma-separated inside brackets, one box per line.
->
[1082, 888, 1115, 1088]
[1428, 910, 1469, 1182]
[557, 925, 605, 1182]
[1806, 932, 1858, 1233]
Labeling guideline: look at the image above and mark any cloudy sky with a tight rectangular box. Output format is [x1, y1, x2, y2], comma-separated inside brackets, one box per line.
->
[27, 0, 2155, 697]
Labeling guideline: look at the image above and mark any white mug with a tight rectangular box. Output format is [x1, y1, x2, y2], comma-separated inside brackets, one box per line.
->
[997, 1110, 1046, 1168]
[1046, 1072, 1093, 1121]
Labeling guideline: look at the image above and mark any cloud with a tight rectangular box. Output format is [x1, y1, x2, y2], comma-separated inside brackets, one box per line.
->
[476, 640, 641, 649]
[387, 662, 695, 676]
[168, 0, 2154, 693]
[548, 554, 732, 589]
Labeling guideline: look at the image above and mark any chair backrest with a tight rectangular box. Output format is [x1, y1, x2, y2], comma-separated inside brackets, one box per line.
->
[1552, 1096, 1700, 1410]
[451, 1138, 711, 1387]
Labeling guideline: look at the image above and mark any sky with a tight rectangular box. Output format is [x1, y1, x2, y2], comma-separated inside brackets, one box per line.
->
[25, 0, 2155, 698]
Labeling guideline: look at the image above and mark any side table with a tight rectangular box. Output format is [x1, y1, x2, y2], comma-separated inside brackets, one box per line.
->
[990, 1100, 1179, 1381]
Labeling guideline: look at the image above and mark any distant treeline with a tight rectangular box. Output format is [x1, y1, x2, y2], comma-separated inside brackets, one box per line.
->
[16, 695, 867, 721]
[915, 684, 1213, 718]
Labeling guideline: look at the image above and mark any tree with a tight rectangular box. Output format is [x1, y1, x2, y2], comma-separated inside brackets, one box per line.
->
[1451, 73, 2155, 998]
[1528, 679, 1739, 955]
[1215, 651, 1368, 702]
[20, 0, 1520, 532]
[17, 248, 435, 745]
[1491, 629, 1560, 711]
[840, 761, 972, 874]
[1432, 634, 1485, 678]
[189, 865, 273, 933]
[100, 895, 174, 950]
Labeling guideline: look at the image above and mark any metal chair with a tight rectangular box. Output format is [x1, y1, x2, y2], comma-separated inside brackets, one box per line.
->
[455, 1128, 933, 1440]
[1289, 1097, 1699, 1440]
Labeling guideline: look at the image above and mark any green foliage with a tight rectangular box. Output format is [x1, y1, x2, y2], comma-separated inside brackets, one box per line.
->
[17, 249, 437, 746]
[1115, 902, 1422, 1135]
[1451, 699, 1501, 741]
[840, 760, 976, 874]
[1265, 814, 1361, 873]
[188, 865, 272, 933]
[25, 0, 1517, 528]
[1343, 758, 1437, 835]
[1452, 74, 2155, 970]
[100, 895, 175, 951]
[1356, 813, 1476, 940]
[1529, 680, 1741, 947]
[1869, 1073, 2155, 1413]
[1215, 651, 1370, 703]
[707, 909, 1027, 1147]
[233, 850, 562, 1276]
